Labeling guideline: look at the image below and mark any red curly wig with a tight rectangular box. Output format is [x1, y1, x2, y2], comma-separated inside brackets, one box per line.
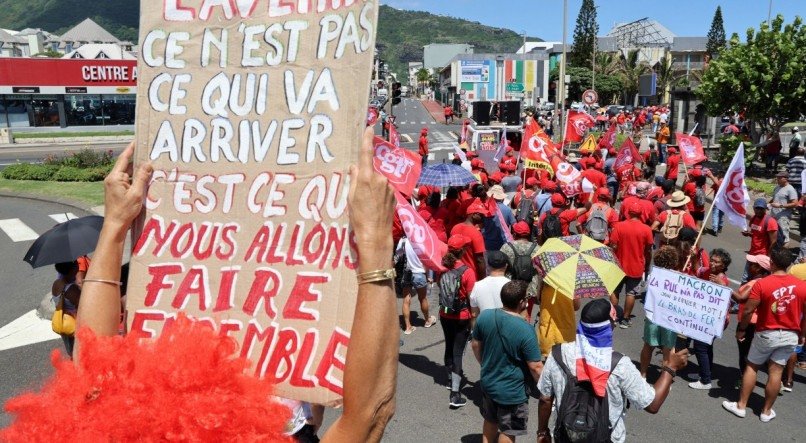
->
[2, 316, 291, 442]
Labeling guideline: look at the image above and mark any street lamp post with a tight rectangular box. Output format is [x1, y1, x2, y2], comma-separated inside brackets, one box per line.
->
[559, 0, 568, 145]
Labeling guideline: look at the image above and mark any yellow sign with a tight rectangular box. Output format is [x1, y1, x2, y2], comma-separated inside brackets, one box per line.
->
[579, 134, 597, 154]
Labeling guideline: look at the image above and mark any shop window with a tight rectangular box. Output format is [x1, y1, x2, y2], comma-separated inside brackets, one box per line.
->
[31, 96, 61, 127]
[65, 94, 103, 126]
[1, 95, 31, 127]
[101, 94, 136, 125]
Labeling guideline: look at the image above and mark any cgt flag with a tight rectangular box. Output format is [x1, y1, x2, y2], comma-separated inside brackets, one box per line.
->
[676, 132, 708, 165]
[564, 110, 595, 144]
[713, 143, 751, 230]
[394, 191, 448, 272]
[598, 125, 617, 150]
[373, 137, 422, 197]
[521, 118, 557, 174]
[612, 138, 641, 170]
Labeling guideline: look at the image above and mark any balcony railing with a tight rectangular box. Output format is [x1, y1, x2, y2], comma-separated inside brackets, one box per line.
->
[672, 61, 705, 70]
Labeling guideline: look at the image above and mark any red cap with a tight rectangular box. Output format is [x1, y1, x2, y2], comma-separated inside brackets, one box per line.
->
[541, 179, 557, 191]
[417, 187, 430, 200]
[526, 177, 539, 187]
[627, 201, 643, 215]
[689, 169, 703, 177]
[596, 187, 611, 199]
[506, 146, 515, 153]
[551, 193, 567, 206]
[512, 221, 531, 236]
[447, 234, 471, 250]
[667, 147, 677, 154]
[478, 160, 486, 169]
[466, 151, 479, 159]
[608, 147, 617, 156]
[470, 158, 482, 168]
[466, 202, 490, 216]
[490, 172, 505, 183]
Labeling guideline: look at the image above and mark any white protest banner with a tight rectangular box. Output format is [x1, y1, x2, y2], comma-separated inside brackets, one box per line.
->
[645, 267, 731, 344]
[129, 1, 379, 405]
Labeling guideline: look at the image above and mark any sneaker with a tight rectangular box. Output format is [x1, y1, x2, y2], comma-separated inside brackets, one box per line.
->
[760, 410, 776, 422]
[722, 401, 746, 418]
[689, 381, 712, 390]
[618, 319, 632, 329]
[782, 382, 793, 392]
[403, 327, 416, 335]
[449, 392, 467, 409]
[424, 316, 437, 328]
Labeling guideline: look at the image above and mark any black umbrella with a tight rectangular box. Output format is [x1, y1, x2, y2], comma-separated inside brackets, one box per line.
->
[23, 215, 104, 268]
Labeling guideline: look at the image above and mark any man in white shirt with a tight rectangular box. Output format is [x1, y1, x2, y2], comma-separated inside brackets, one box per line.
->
[470, 251, 510, 327]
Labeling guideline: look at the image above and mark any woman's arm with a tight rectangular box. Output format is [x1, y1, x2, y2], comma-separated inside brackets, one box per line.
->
[74, 143, 153, 364]
[322, 127, 398, 443]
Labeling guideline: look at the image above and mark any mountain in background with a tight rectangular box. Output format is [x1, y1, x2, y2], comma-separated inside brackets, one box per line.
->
[0, 2, 530, 76]
[0, 0, 140, 42]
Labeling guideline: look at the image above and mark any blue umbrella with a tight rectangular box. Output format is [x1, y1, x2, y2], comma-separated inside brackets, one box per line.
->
[417, 163, 478, 187]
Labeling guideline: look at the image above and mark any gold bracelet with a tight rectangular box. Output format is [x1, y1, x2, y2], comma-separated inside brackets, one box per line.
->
[356, 269, 396, 285]
[82, 278, 122, 286]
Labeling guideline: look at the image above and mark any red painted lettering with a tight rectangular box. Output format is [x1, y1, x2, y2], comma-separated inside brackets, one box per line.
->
[171, 266, 211, 311]
[283, 272, 329, 321]
[315, 328, 350, 396]
[213, 266, 240, 312]
[242, 268, 282, 317]
[144, 263, 183, 306]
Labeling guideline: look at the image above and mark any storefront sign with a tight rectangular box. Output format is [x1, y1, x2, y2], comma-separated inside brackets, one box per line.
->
[129, 0, 379, 405]
[460, 60, 491, 83]
[0, 59, 137, 94]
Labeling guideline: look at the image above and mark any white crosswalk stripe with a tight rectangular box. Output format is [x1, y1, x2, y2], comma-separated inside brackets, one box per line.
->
[49, 213, 78, 223]
[432, 131, 454, 142]
[0, 218, 39, 242]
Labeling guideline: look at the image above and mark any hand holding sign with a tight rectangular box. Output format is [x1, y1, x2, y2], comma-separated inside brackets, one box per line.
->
[104, 142, 153, 228]
[351, 128, 396, 253]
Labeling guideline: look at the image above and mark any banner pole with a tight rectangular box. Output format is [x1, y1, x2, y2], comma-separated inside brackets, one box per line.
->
[683, 199, 717, 271]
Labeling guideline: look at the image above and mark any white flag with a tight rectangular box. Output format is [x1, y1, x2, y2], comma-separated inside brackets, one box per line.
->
[453, 143, 467, 162]
[713, 143, 750, 230]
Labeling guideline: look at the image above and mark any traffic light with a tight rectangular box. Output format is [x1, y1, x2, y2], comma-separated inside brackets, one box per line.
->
[392, 82, 402, 105]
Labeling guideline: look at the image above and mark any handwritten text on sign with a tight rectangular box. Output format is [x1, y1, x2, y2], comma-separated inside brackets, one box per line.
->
[129, 0, 379, 405]
[645, 267, 731, 344]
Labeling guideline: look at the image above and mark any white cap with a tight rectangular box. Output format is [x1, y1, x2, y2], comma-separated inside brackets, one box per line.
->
[793, 126, 800, 132]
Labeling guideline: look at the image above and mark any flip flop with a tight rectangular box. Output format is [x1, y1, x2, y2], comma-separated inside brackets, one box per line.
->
[424, 316, 437, 328]
[404, 327, 416, 335]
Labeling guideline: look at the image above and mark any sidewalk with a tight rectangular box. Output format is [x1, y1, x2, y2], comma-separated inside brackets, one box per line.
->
[421, 100, 448, 124]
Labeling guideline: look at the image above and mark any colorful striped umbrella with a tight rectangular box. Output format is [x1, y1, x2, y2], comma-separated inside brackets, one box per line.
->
[534, 235, 625, 299]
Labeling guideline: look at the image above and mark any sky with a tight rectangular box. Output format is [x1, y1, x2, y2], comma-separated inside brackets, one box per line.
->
[381, 0, 803, 41]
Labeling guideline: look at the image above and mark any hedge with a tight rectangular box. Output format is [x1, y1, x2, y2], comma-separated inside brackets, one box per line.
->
[1, 163, 112, 182]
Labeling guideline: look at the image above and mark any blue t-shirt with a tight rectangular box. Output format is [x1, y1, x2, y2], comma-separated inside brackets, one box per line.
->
[472, 309, 542, 405]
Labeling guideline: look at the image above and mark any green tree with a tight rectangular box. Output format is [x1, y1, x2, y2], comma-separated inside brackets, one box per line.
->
[706, 6, 727, 59]
[415, 68, 430, 94]
[698, 15, 806, 134]
[617, 50, 649, 105]
[570, 0, 599, 69]
[550, 66, 621, 105]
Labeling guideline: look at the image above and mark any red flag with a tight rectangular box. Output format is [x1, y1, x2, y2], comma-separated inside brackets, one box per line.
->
[675, 132, 708, 166]
[613, 138, 641, 170]
[394, 191, 447, 272]
[389, 121, 400, 147]
[366, 107, 379, 127]
[598, 126, 617, 150]
[521, 118, 558, 174]
[551, 157, 583, 197]
[564, 110, 595, 144]
[372, 137, 421, 197]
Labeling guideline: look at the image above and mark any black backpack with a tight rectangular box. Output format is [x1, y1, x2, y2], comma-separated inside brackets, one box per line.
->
[439, 265, 469, 315]
[516, 192, 536, 228]
[552, 345, 623, 443]
[541, 209, 564, 242]
[505, 242, 538, 282]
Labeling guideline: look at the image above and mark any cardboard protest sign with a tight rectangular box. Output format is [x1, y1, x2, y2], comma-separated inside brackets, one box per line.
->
[645, 267, 731, 344]
[129, 1, 379, 405]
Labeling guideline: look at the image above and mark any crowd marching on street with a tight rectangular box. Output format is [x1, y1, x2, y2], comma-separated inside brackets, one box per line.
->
[392, 105, 806, 442]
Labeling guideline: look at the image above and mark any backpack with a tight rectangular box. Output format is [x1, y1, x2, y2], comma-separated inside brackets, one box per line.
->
[789, 136, 800, 151]
[541, 209, 564, 242]
[438, 265, 469, 315]
[516, 192, 536, 226]
[694, 187, 705, 207]
[661, 210, 684, 242]
[585, 205, 611, 242]
[552, 345, 623, 443]
[647, 150, 658, 168]
[505, 243, 538, 282]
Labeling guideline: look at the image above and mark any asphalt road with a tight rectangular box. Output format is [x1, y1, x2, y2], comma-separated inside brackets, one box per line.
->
[0, 142, 130, 170]
[0, 102, 803, 439]
[376, 97, 465, 164]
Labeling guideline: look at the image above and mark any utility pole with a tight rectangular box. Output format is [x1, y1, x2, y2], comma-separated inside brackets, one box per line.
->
[559, 0, 568, 145]
[522, 31, 527, 106]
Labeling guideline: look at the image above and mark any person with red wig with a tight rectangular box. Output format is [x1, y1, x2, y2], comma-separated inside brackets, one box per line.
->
[1, 128, 400, 443]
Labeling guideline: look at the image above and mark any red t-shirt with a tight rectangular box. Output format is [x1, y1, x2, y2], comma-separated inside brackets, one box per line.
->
[682, 181, 705, 213]
[656, 209, 697, 230]
[609, 219, 654, 278]
[512, 189, 536, 208]
[749, 274, 806, 332]
[665, 155, 680, 180]
[419, 207, 448, 243]
[748, 215, 778, 255]
[450, 223, 486, 279]
[438, 259, 477, 320]
[440, 198, 462, 233]
[619, 196, 656, 225]
[646, 186, 664, 203]
[539, 208, 580, 236]
[580, 169, 608, 202]
[418, 135, 429, 156]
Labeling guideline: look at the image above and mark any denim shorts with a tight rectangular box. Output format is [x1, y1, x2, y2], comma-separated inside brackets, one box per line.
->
[401, 271, 428, 290]
[480, 391, 528, 436]
[748, 329, 798, 366]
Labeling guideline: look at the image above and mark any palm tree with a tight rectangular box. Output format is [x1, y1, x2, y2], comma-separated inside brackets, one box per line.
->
[415, 68, 430, 95]
[594, 52, 620, 77]
[617, 50, 649, 105]
[653, 58, 674, 104]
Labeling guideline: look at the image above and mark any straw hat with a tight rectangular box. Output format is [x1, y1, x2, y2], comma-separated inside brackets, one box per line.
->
[667, 191, 691, 208]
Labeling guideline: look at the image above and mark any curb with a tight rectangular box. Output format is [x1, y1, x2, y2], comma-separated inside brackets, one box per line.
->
[0, 191, 98, 215]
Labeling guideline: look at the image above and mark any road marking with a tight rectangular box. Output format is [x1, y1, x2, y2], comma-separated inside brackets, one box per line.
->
[428, 153, 435, 161]
[432, 132, 453, 142]
[49, 213, 78, 223]
[449, 131, 459, 140]
[0, 309, 60, 352]
[0, 218, 39, 242]
[429, 142, 457, 151]
[401, 134, 413, 143]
